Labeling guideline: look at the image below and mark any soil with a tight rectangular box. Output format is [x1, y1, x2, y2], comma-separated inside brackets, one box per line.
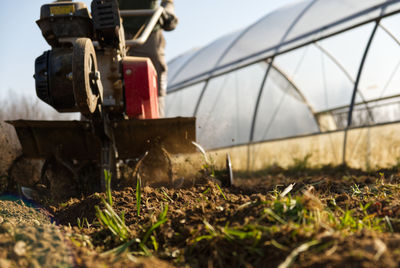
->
[2, 166, 400, 267]
[0, 122, 21, 178]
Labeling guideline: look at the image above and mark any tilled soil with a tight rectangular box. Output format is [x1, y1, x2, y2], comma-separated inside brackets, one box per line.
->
[3, 167, 400, 267]
[0, 198, 73, 267]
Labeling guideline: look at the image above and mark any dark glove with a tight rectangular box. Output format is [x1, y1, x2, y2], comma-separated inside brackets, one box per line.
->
[161, 1, 178, 31]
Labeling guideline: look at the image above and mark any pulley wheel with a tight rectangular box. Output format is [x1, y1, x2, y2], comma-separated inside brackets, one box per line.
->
[72, 38, 101, 115]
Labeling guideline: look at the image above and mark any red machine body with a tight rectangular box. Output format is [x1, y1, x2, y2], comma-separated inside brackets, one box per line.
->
[123, 57, 159, 119]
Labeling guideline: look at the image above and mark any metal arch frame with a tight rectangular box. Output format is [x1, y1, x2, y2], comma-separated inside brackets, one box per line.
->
[379, 23, 400, 46]
[206, 14, 273, 78]
[314, 22, 400, 123]
[186, 15, 400, 149]
[168, 49, 202, 87]
[170, 15, 258, 88]
[269, 64, 320, 126]
[168, 2, 297, 97]
[168, 2, 400, 92]
[249, 59, 274, 143]
[192, 56, 321, 144]
[193, 80, 210, 117]
[191, 0, 319, 142]
[167, 48, 199, 79]
[167, 3, 400, 160]
[185, 19, 400, 140]
[376, 23, 400, 98]
[313, 42, 375, 122]
[341, 16, 400, 164]
[170, 0, 319, 92]
[193, 60, 271, 119]
[342, 19, 380, 164]
[216, 0, 319, 74]
[315, 94, 400, 117]
[249, 58, 321, 143]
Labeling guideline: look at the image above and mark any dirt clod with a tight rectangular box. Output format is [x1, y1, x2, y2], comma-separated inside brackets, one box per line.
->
[0, 122, 21, 176]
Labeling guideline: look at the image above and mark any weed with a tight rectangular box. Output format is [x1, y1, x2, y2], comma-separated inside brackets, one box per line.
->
[95, 171, 130, 242]
[216, 183, 227, 201]
[351, 184, 362, 197]
[102, 239, 139, 256]
[161, 188, 173, 203]
[385, 216, 394, 233]
[289, 153, 312, 172]
[77, 218, 83, 230]
[74, 164, 400, 266]
[202, 187, 211, 195]
[139, 204, 169, 252]
[104, 170, 113, 206]
[95, 200, 130, 242]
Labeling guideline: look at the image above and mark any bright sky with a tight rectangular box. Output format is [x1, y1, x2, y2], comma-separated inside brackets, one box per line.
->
[0, 0, 294, 102]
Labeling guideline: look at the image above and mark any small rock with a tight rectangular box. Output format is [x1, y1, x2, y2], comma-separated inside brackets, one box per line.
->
[374, 238, 387, 261]
[32, 219, 40, 226]
[0, 216, 3, 224]
[14, 241, 27, 257]
[216, 206, 224, 211]
[0, 222, 14, 234]
[0, 258, 11, 268]
[171, 249, 180, 258]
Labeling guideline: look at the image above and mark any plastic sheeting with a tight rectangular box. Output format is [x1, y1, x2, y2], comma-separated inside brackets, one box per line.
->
[165, 0, 400, 151]
[168, 0, 400, 90]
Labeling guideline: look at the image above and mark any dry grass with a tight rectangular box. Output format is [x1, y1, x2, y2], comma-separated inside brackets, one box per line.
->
[0, 91, 78, 121]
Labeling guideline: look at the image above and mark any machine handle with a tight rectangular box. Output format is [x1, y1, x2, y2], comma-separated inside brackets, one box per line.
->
[119, 9, 157, 17]
[122, 7, 165, 47]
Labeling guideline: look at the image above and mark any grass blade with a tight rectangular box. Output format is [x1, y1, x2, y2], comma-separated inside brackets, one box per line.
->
[216, 183, 227, 200]
[104, 170, 113, 206]
[141, 205, 169, 246]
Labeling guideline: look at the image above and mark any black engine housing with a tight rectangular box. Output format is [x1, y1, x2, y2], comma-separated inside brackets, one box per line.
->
[36, 2, 93, 47]
[34, 49, 78, 113]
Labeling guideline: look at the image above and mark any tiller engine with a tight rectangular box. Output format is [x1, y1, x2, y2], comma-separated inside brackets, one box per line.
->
[8, 1, 195, 192]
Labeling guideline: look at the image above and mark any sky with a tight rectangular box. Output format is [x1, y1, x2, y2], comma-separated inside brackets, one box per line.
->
[0, 0, 294, 103]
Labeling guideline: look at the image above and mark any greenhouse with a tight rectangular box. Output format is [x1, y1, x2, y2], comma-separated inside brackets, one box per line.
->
[165, 0, 400, 171]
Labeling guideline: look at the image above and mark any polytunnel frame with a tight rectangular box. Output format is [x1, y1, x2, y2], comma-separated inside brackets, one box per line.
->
[167, 2, 400, 165]
[343, 19, 380, 164]
[168, 1, 400, 92]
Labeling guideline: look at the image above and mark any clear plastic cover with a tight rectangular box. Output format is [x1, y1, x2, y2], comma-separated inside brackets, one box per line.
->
[252, 67, 319, 142]
[165, 0, 400, 152]
[273, 23, 373, 114]
[165, 82, 205, 117]
[195, 63, 267, 149]
[381, 11, 400, 40]
[217, 1, 312, 68]
[168, 0, 399, 89]
[167, 48, 199, 89]
[359, 25, 400, 102]
[317, 23, 374, 81]
[171, 31, 242, 86]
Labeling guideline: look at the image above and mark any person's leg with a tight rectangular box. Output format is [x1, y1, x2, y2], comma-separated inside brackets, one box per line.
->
[158, 95, 165, 118]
